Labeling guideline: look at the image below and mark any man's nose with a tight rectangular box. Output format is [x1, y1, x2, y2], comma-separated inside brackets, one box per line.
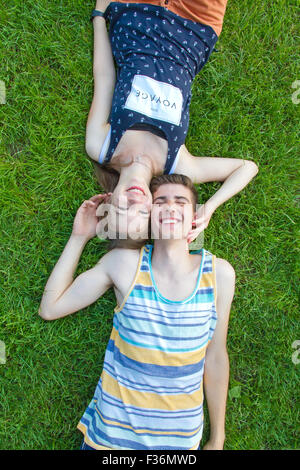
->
[162, 202, 177, 216]
[166, 200, 177, 210]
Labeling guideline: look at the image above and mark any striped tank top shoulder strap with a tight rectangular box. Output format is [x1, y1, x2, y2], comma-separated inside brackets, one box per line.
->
[133, 244, 153, 288]
[199, 249, 217, 305]
[114, 245, 152, 313]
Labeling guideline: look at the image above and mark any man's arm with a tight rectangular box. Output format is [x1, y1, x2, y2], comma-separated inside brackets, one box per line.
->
[39, 195, 113, 321]
[203, 258, 235, 450]
[85, 0, 116, 161]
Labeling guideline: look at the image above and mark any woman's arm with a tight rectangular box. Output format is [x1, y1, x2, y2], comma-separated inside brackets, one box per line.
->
[176, 146, 259, 242]
[85, 0, 116, 161]
[39, 195, 113, 320]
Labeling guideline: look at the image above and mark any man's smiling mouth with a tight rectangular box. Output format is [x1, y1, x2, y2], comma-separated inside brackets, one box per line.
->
[160, 217, 182, 224]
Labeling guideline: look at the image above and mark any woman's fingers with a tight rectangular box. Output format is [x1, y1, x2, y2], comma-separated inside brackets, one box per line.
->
[89, 193, 110, 202]
[80, 193, 112, 211]
[81, 200, 96, 211]
[89, 195, 102, 202]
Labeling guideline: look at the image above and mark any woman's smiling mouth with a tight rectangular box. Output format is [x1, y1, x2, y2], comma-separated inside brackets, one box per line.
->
[127, 186, 146, 195]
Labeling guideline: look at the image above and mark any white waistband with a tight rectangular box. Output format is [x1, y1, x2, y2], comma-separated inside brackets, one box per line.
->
[98, 127, 112, 164]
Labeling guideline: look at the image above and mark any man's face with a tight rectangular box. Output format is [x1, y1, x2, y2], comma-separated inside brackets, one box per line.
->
[151, 184, 195, 240]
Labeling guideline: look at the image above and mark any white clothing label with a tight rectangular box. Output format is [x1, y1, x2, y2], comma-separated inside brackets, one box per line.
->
[125, 75, 183, 126]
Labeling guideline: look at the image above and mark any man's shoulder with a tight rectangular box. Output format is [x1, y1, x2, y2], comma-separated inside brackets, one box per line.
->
[97, 246, 144, 272]
[99, 246, 145, 290]
[215, 257, 235, 280]
[203, 250, 235, 281]
[214, 257, 236, 302]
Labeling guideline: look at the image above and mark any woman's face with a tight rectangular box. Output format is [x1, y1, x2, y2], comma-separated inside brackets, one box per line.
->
[96, 181, 152, 241]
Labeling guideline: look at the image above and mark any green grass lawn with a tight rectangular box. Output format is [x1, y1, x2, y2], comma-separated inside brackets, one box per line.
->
[0, 0, 299, 450]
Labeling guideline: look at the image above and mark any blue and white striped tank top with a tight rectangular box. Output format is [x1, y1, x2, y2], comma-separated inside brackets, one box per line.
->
[78, 244, 217, 450]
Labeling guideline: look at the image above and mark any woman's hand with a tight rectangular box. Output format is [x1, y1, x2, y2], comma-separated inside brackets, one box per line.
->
[72, 194, 111, 242]
[187, 202, 214, 244]
[95, 0, 111, 12]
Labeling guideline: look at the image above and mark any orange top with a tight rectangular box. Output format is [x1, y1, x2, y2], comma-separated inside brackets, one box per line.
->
[115, 0, 228, 36]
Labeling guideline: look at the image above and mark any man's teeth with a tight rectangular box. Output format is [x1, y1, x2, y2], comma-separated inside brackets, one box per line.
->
[161, 218, 180, 224]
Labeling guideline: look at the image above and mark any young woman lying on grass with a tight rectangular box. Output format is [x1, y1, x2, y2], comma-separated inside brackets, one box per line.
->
[86, 0, 258, 242]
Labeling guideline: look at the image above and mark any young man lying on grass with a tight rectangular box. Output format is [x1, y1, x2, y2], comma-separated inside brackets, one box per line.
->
[39, 174, 235, 450]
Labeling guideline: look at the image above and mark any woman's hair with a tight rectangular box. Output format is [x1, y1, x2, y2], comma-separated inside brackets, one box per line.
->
[92, 159, 120, 193]
[150, 173, 198, 210]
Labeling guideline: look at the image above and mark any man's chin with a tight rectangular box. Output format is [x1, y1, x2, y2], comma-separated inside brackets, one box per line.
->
[127, 232, 149, 242]
[155, 233, 189, 241]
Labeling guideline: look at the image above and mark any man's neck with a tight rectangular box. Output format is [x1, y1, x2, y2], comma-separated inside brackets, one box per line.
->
[152, 239, 192, 276]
